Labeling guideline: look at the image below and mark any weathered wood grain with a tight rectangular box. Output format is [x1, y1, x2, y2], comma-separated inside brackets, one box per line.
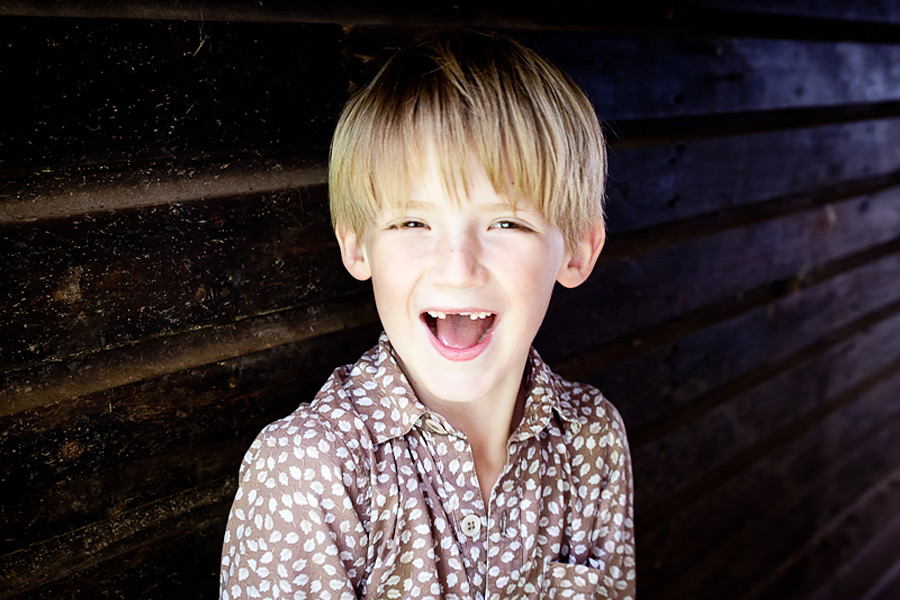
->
[611, 100, 900, 148]
[0, 184, 358, 370]
[522, 32, 900, 121]
[0, 322, 381, 555]
[5, 19, 900, 176]
[639, 365, 900, 597]
[633, 308, 900, 513]
[693, 0, 900, 24]
[4, 1, 900, 42]
[0, 476, 231, 599]
[691, 390, 900, 599]
[1, 157, 326, 223]
[809, 508, 900, 600]
[0, 18, 365, 174]
[605, 119, 900, 235]
[746, 465, 900, 600]
[591, 250, 900, 435]
[0, 293, 377, 417]
[539, 188, 900, 368]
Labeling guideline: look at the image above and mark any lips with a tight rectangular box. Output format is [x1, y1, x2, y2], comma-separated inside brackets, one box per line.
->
[422, 310, 497, 360]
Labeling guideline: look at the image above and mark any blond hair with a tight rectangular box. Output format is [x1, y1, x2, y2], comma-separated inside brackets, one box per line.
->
[328, 30, 606, 251]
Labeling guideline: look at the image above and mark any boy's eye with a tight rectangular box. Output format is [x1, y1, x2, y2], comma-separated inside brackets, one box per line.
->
[389, 220, 427, 230]
[491, 220, 529, 231]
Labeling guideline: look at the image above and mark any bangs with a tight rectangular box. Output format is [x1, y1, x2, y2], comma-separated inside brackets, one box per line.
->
[329, 31, 606, 250]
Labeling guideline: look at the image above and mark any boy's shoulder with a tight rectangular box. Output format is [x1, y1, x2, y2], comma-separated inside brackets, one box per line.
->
[529, 349, 629, 444]
[251, 334, 426, 457]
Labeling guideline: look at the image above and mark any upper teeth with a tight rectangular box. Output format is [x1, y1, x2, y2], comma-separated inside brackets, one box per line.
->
[427, 310, 492, 320]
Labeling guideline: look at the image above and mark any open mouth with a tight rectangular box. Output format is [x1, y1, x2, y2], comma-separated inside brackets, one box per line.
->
[423, 310, 497, 350]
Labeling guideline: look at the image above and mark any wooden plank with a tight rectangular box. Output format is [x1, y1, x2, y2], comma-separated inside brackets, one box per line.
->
[5, 20, 900, 174]
[0, 18, 361, 174]
[1, 157, 326, 223]
[9, 512, 225, 599]
[637, 362, 900, 598]
[552, 234, 900, 389]
[0, 293, 377, 417]
[0, 323, 381, 554]
[538, 188, 900, 368]
[590, 251, 900, 434]
[682, 384, 900, 600]
[605, 119, 900, 235]
[0, 184, 362, 371]
[0, 476, 231, 598]
[810, 515, 900, 600]
[693, 0, 900, 25]
[520, 32, 900, 122]
[4, 1, 900, 41]
[611, 100, 900, 148]
[634, 308, 900, 516]
[748, 465, 900, 600]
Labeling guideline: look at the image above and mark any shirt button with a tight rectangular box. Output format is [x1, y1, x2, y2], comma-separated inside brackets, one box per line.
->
[460, 514, 482, 538]
[423, 418, 446, 435]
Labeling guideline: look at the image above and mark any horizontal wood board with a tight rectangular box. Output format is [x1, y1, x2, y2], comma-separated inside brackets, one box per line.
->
[0, 324, 382, 579]
[5, 19, 900, 176]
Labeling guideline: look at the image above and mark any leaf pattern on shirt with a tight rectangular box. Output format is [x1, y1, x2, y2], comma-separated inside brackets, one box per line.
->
[220, 333, 635, 600]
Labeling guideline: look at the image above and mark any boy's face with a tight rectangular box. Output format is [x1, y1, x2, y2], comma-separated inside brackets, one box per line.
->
[336, 159, 602, 408]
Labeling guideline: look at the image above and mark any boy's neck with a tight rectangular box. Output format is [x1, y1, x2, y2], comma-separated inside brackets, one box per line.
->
[416, 369, 529, 503]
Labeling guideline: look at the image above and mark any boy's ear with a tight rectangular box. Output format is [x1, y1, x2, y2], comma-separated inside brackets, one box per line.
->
[335, 224, 372, 281]
[556, 222, 606, 289]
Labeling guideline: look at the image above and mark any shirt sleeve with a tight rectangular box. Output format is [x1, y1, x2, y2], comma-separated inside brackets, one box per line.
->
[590, 398, 636, 599]
[219, 416, 371, 600]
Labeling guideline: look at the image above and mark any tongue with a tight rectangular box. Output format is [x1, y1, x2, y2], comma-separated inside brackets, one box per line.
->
[435, 315, 492, 349]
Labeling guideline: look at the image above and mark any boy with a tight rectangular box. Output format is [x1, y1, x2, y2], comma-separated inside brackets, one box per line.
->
[220, 30, 634, 600]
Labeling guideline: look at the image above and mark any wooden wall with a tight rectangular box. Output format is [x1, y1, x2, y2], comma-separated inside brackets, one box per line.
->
[2, 2, 899, 598]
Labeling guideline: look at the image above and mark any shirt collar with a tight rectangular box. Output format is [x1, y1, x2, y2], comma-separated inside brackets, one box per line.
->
[510, 346, 582, 443]
[347, 332, 581, 445]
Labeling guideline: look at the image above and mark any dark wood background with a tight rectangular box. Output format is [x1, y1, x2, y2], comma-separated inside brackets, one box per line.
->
[2, 1, 899, 598]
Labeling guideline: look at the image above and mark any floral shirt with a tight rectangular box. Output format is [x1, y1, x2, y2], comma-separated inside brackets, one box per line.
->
[220, 334, 635, 600]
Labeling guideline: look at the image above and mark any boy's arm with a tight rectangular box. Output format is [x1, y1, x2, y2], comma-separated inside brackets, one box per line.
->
[545, 396, 636, 600]
[219, 422, 370, 600]
[592, 399, 636, 598]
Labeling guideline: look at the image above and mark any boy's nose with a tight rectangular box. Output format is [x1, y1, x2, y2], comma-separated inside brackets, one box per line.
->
[431, 232, 487, 288]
